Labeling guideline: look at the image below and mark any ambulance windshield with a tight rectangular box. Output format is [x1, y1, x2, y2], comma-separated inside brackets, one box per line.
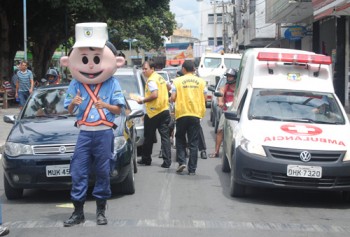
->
[248, 89, 345, 124]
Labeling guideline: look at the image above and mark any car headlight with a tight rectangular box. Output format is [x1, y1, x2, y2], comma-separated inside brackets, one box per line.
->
[113, 136, 127, 154]
[239, 137, 266, 157]
[343, 151, 350, 161]
[133, 116, 143, 127]
[4, 142, 33, 156]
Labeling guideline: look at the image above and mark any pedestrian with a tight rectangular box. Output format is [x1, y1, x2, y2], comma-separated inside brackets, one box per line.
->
[61, 22, 126, 227]
[210, 68, 237, 158]
[15, 60, 34, 110]
[45, 68, 60, 85]
[0, 203, 9, 236]
[171, 60, 207, 175]
[136, 60, 172, 168]
[198, 124, 207, 159]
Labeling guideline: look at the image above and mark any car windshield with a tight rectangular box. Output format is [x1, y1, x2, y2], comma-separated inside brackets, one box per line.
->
[203, 57, 221, 68]
[224, 58, 241, 69]
[248, 89, 345, 124]
[162, 68, 178, 79]
[22, 88, 71, 118]
[158, 72, 170, 83]
[115, 75, 142, 99]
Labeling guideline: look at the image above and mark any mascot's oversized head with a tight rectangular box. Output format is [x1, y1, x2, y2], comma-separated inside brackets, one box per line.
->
[60, 22, 125, 85]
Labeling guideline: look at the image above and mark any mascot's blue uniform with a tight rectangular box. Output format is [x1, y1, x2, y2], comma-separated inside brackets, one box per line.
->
[64, 77, 125, 201]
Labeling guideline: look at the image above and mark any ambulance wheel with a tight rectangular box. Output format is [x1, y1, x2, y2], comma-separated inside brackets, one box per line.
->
[229, 156, 245, 197]
[4, 175, 23, 200]
[221, 148, 230, 173]
[117, 159, 135, 195]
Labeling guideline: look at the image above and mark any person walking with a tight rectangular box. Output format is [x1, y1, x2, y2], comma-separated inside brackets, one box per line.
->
[210, 68, 237, 158]
[62, 22, 126, 227]
[171, 60, 206, 175]
[15, 61, 34, 109]
[0, 203, 9, 236]
[136, 61, 172, 168]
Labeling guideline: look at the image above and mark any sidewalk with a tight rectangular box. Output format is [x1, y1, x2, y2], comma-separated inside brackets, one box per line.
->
[0, 106, 20, 153]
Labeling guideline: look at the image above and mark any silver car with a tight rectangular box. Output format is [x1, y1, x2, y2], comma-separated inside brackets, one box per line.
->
[208, 75, 227, 133]
[114, 66, 146, 155]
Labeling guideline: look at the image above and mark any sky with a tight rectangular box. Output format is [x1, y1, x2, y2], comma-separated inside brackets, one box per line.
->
[170, 0, 202, 38]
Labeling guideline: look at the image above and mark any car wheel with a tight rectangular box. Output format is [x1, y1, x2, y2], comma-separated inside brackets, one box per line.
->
[133, 141, 138, 174]
[229, 154, 245, 197]
[117, 159, 135, 195]
[221, 148, 230, 173]
[210, 109, 213, 123]
[4, 175, 23, 200]
[211, 115, 215, 127]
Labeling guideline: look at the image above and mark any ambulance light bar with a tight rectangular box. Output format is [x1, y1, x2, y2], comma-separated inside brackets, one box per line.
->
[257, 52, 332, 65]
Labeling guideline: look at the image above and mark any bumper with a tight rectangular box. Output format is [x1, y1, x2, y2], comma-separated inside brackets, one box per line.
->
[135, 126, 144, 147]
[2, 142, 132, 190]
[234, 146, 350, 191]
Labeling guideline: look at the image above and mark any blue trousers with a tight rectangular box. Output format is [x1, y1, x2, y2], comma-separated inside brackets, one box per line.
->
[70, 129, 114, 201]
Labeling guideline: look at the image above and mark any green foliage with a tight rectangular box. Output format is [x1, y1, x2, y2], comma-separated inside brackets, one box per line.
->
[0, 0, 176, 80]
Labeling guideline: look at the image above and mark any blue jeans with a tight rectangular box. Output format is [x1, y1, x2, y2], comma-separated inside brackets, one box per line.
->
[18, 90, 30, 107]
[175, 116, 200, 173]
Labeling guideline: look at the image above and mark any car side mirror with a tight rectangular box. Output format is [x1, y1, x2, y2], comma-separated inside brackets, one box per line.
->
[214, 92, 223, 97]
[127, 109, 144, 120]
[208, 85, 216, 92]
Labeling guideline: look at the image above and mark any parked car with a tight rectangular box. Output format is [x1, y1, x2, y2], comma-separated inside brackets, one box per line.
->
[2, 84, 144, 200]
[157, 70, 171, 84]
[114, 66, 146, 155]
[162, 66, 181, 81]
[208, 75, 227, 133]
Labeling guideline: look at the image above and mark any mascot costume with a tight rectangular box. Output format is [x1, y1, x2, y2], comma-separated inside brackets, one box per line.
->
[61, 22, 125, 227]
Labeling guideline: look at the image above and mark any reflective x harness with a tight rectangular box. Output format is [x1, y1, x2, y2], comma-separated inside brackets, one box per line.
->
[76, 83, 117, 129]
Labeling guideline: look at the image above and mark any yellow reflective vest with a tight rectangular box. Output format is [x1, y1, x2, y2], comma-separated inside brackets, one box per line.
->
[173, 74, 206, 119]
[145, 72, 169, 118]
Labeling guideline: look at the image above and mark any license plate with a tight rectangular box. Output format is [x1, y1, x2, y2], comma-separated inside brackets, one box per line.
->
[46, 164, 71, 177]
[287, 165, 322, 178]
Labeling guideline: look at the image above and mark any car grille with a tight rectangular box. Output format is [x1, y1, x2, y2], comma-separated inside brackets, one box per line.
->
[244, 169, 350, 188]
[32, 144, 75, 155]
[265, 147, 344, 162]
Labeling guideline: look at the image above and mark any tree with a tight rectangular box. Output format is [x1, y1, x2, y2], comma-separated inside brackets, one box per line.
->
[0, 0, 175, 82]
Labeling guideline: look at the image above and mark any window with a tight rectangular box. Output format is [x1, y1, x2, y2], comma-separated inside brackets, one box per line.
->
[217, 37, 223, 46]
[216, 13, 223, 24]
[208, 14, 214, 24]
[208, 37, 214, 46]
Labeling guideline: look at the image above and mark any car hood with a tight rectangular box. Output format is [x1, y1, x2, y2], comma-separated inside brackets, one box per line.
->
[7, 118, 79, 145]
[243, 120, 349, 150]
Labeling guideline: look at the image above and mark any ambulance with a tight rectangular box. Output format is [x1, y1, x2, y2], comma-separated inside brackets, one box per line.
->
[222, 48, 350, 198]
[197, 52, 241, 107]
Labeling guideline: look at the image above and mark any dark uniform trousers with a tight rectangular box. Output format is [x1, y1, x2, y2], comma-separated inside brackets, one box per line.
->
[142, 110, 171, 165]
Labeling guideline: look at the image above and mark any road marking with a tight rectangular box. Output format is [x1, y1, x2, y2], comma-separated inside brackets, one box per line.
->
[56, 203, 74, 208]
[3, 219, 350, 233]
[157, 169, 173, 221]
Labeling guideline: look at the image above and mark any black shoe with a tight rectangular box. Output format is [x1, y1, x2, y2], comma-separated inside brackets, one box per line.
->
[96, 199, 108, 225]
[64, 212, 85, 227]
[200, 150, 207, 159]
[137, 159, 151, 166]
[0, 226, 9, 236]
[161, 162, 170, 168]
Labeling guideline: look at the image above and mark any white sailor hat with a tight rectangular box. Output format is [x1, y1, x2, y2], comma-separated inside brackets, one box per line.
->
[73, 22, 108, 48]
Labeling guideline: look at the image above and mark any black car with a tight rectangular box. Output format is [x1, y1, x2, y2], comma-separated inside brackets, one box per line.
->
[2, 84, 144, 200]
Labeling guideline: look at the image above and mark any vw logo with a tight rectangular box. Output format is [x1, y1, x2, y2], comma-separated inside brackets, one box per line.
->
[300, 151, 311, 162]
[59, 146, 67, 154]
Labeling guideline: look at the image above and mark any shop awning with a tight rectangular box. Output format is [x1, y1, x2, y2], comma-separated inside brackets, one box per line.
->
[313, 0, 350, 20]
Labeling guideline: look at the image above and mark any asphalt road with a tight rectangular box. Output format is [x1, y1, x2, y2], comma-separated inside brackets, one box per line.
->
[1, 109, 350, 237]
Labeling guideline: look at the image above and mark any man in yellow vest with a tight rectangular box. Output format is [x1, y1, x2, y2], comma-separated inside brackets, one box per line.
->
[137, 61, 172, 168]
[171, 60, 207, 175]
